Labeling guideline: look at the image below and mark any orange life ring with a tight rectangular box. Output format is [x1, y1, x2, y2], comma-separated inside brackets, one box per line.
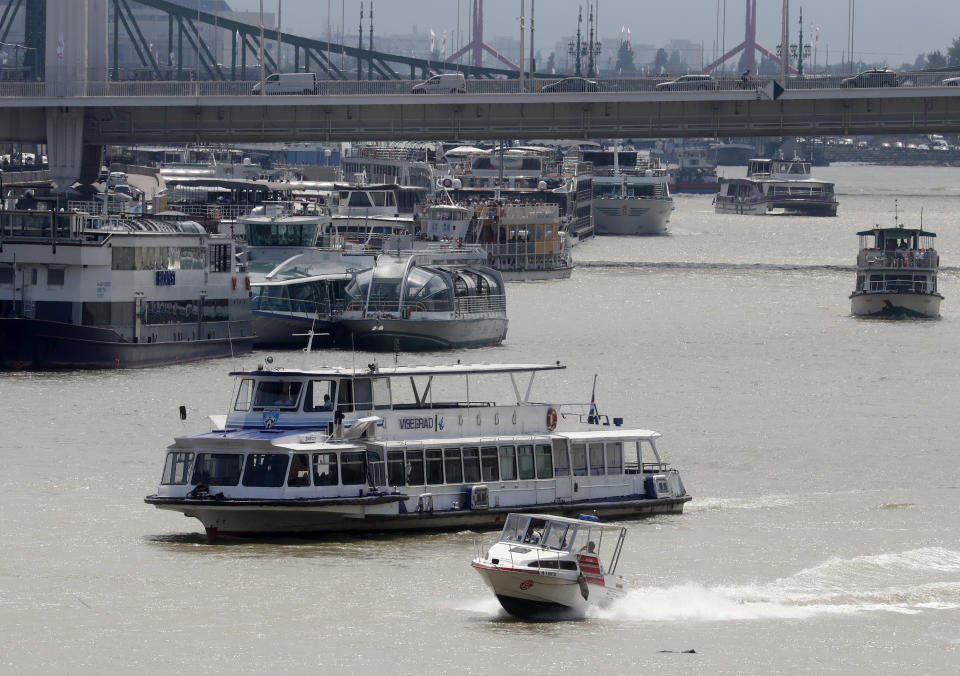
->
[546, 407, 558, 431]
[231, 275, 237, 290]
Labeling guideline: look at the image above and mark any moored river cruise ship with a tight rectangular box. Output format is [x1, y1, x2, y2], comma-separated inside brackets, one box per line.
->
[145, 362, 690, 537]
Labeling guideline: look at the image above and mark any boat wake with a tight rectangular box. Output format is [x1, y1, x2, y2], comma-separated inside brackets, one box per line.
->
[598, 547, 960, 622]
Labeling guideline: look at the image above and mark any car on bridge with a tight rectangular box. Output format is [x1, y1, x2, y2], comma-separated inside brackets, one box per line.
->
[941, 76, 960, 86]
[541, 77, 601, 93]
[411, 73, 467, 94]
[840, 68, 899, 88]
[655, 74, 718, 91]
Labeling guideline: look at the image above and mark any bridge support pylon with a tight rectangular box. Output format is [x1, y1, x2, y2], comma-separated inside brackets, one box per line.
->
[45, 0, 107, 191]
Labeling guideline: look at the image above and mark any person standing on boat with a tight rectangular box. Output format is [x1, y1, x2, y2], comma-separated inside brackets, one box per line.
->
[524, 523, 541, 544]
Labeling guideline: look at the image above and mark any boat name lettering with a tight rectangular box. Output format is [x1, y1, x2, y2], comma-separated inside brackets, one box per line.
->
[398, 416, 435, 430]
[155, 270, 176, 286]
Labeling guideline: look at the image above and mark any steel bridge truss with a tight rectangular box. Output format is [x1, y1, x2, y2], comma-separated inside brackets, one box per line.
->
[116, 0, 522, 82]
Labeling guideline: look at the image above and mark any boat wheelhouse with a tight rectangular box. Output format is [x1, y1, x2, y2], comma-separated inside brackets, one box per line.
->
[471, 513, 627, 619]
[718, 157, 838, 217]
[144, 362, 690, 537]
[0, 210, 253, 369]
[337, 250, 508, 350]
[850, 223, 942, 318]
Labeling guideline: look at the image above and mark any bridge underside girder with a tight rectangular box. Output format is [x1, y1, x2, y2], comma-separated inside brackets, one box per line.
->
[83, 96, 960, 144]
[3, 94, 960, 147]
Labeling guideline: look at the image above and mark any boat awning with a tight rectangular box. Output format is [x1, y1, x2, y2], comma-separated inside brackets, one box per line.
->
[229, 363, 566, 378]
[856, 227, 936, 237]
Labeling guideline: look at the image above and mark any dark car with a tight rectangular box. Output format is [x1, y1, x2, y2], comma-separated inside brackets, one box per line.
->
[840, 68, 899, 88]
[541, 77, 601, 93]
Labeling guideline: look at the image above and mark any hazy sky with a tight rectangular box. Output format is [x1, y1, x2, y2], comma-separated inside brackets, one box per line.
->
[223, 1, 960, 69]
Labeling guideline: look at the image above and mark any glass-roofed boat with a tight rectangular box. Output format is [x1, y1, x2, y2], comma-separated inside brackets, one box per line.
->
[337, 249, 508, 350]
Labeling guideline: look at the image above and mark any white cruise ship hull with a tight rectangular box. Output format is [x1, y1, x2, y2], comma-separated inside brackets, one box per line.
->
[593, 198, 673, 235]
[850, 292, 942, 318]
[150, 495, 688, 537]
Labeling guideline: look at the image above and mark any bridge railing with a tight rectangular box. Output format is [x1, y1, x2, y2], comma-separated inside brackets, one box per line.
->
[5, 71, 960, 99]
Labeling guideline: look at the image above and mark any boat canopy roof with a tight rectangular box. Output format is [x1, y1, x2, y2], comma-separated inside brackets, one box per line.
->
[228, 363, 565, 378]
[856, 227, 936, 237]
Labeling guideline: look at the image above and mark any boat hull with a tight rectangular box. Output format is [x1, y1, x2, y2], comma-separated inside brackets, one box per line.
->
[472, 565, 590, 618]
[850, 292, 942, 318]
[769, 198, 838, 216]
[593, 199, 673, 235]
[335, 316, 508, 350]
[0, 318, 253, 369]
[714, 197, 769, 215]
[252, 311, 337, 348]
[145, 494, 690, 537]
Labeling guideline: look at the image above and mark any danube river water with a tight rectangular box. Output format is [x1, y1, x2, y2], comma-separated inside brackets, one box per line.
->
[3, 163, 960, 674]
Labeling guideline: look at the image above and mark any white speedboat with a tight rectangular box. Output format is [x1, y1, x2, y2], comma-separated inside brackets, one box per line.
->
[144, 362, 690, 538]
[850, 219, 942, 318]
[472, 512, 627, 619]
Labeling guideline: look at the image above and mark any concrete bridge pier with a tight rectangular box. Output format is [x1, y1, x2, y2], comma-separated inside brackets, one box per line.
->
[45, 0, 107, 191]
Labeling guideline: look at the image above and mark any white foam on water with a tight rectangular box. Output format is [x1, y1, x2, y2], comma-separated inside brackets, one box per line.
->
[599, 548, 960, 623]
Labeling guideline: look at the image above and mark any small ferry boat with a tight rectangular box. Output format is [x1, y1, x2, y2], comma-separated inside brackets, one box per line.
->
[850, 219, 942, 318]
[144, 362, 690, 538]
[713, 177, 768, 214]
[471, 512, 627, 619]
[336, 249, 508, 350]
[0, 210, 253, 369]
[668, 146, 720, 194]
[716, 157, 837, 216]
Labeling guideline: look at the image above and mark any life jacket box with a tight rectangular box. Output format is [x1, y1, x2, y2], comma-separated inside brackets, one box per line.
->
[644, 474, 668, 498]
[466, 484, 489, 510]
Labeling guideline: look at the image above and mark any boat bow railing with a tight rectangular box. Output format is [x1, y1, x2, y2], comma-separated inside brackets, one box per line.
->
[859, 248, 938, 269]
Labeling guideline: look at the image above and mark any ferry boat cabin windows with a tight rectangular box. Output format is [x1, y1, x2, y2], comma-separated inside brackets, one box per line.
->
[425, 449, 444, 485]
[517, 445, 536, 480]
[571, 443, 588, 476]
[304, 379, 337, 411]
[387, 450, 405, 485]
[340, 451, 366, 485]
[234, 378, 254, 410]
[405, 449, 424, 485]
[499, 446, 517, 480]
[192, 453, 243, 486]
[535, 444, 554, 479]
[287, 453, 311, 487]
[444, 448, 463, 484]
[463, 447, 482, 482]
[589, 443, 604, 476]
[481, 446, 499, 482]
[253, 380, 303, 409]
[552, 440, 571, 476]
[162, 451, 194, 485]
[242, 453, 289, 487]
[312, 452, 339, 486]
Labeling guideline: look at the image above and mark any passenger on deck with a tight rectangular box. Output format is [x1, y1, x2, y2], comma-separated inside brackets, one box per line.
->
[523, 524, 541, 544]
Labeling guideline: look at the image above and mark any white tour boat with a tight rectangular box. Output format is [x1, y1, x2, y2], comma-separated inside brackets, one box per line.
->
[585, 149, 674, 235]
[337, 248, 508, 350]
[144, 362, 690, 538]
[716, 157, 837, 216]
[850, 221, 942, 318]
[472, 512, 627, 619]
[0, 209, 253, 369]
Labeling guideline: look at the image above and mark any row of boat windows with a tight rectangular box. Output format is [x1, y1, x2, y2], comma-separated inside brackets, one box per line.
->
[111, 246, 206, 271]
[0, 267, 65, 286]
[161, 441, 635, 487]
[77, 299, 232, 326]
[246, 224, 321, 247]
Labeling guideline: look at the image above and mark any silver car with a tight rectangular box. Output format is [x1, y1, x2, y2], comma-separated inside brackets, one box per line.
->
[655, 74, 717, 91]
